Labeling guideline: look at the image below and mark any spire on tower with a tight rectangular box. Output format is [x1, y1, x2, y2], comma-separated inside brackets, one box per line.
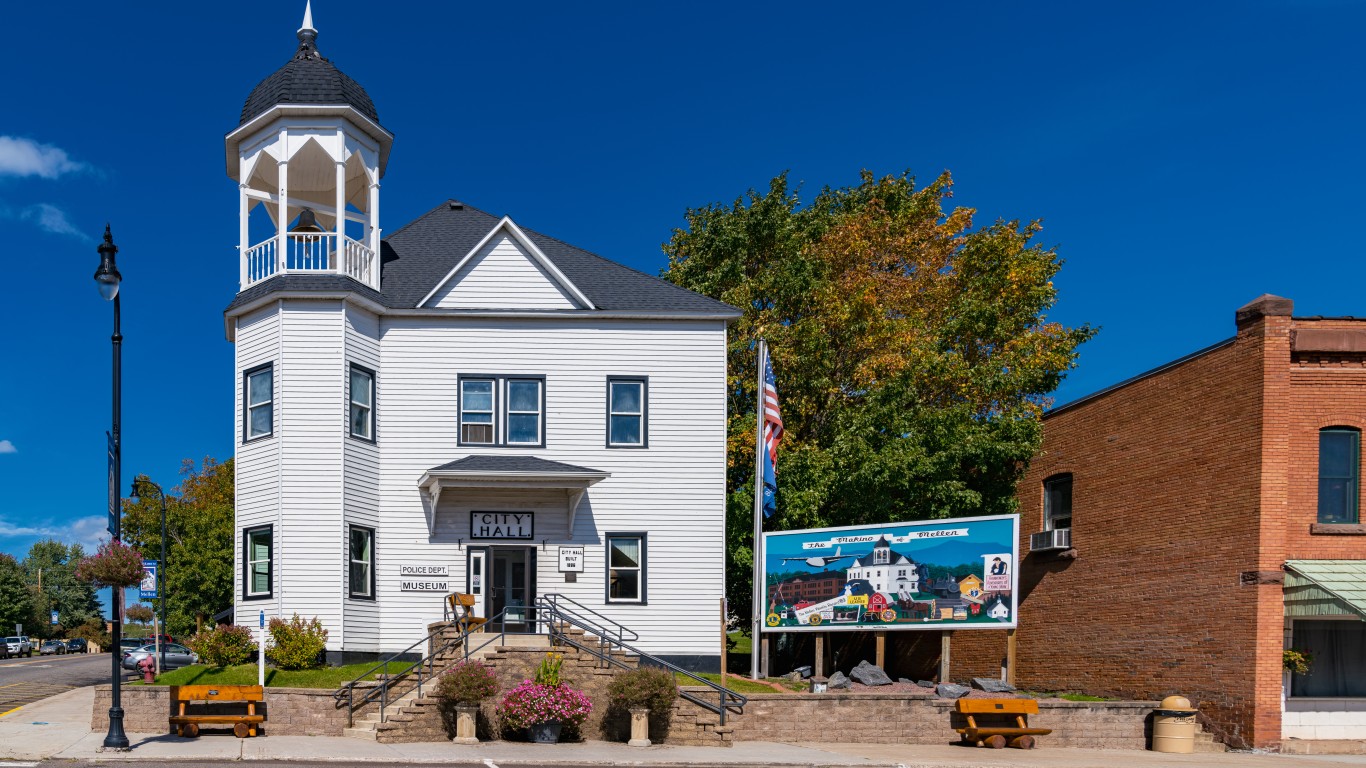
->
[299, 0, 315, 34]
[294, 0, 321, 60]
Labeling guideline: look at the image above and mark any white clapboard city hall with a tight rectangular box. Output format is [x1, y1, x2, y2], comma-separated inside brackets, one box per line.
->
[226, 8, 737, 669]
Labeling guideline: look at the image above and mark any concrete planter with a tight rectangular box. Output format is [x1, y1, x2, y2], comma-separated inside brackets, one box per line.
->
[628, 706, 651, 747]
[452, 705, 479, 745]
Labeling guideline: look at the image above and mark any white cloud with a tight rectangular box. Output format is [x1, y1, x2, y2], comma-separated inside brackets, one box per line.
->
[0, 514, 109, 556]
[0, 440, 14, 454]
[0, 136, 87, 179]
[20, 203, 89, 241]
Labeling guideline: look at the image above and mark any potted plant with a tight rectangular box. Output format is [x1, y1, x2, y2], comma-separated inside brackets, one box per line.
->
[74, 539, 146, 588]
[498, 652, 592, 743]
[606, 665, 678, 746]
[437, 659, 499, 744]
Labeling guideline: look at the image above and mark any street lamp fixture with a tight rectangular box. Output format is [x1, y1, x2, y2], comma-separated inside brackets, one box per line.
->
[129, 478, 168, 674]
[96, 224, 129, 750]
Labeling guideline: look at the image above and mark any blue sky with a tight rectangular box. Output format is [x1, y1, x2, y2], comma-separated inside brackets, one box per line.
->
[2, 1, 1364, 575]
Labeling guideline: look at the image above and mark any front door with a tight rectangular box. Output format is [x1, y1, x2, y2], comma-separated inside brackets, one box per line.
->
[466, 548, 488, 619]
[489, 547, 536, 632]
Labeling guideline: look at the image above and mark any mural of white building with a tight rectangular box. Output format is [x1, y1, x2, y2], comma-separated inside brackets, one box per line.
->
[844, 535, 925, 596]
[226, 7, 736, 669]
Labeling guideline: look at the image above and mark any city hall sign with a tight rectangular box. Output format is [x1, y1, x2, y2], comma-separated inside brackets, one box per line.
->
[470, 512, 534, 539]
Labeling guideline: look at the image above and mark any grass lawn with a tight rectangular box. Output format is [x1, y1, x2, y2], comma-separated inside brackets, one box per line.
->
[726, 631, 752, 655]
[1020, 690, 1113, 702]
[137, 661, 412, 689]
[675, 671, 803, 694]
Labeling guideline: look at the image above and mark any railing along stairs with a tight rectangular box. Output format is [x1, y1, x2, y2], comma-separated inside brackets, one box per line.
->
[535, 593, 748, 725]
[334, 594, 748, 728]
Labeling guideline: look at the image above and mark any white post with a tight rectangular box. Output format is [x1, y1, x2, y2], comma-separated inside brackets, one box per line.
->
[239, 182, 250, 288]
[335, 130, 346, 274]
[751, 339, 766, 680]
[277, 130, 289, 271]
[258, 610, 266, 688]
[369, 181, 381, 287]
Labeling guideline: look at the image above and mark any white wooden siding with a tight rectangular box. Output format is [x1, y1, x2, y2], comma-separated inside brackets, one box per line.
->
[426, 234, 580, 310]
[234, 303, 282, 626]
[343, 304, 381, 649]
[372, 317, 727, 657]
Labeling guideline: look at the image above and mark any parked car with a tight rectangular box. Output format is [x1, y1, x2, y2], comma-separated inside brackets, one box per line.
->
[19, 636, 33, 656]
[3, 637, 31, 657]
[117, 637, 145, 654]
[65, 638, 88, 654]
[39, 639, 66, 655]
[121, 643, 198, 671]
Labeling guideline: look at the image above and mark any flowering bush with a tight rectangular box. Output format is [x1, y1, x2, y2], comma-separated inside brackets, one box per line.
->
[266, 614, 328, 670]
[534, 652, 564, 686]
[188, 624, 257, 668]
[437, 660, 499, 705]
[75, 540, 145, 588]
[606, 666, 677, 720]
[499, 680, 592, 730]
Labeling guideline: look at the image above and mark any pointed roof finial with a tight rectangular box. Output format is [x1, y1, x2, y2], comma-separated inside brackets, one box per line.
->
[294, 0, 321, 60]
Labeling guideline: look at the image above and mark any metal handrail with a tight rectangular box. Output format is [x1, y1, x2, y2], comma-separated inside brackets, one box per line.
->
[334, 608, 522, 726]
[539, 593, 639, 645]
[534, 596, 746, 724]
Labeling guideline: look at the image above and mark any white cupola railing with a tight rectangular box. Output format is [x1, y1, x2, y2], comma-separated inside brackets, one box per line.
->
[243, 232, 378, 289]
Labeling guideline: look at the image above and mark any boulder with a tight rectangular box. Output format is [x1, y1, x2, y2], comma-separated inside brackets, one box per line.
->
[971, 677, 1017, 693]
[828, 671, 852, 689]
[848, 660, 893, 686]
[936, 683, 971, 699]
[917, 680, 937, 689]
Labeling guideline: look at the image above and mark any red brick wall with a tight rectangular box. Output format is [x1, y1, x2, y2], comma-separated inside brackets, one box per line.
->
[940, 300, 1366, 749]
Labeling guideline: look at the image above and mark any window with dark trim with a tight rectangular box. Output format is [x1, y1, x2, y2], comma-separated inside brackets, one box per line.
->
[348, 525, 375, 600]
[458, 375, 546, 447]
[1043, 474, 1072, 531]
[607, 378, 647, 448]
[1319, 427, 1360, 524]
[1290, 619, 1366, 697]
[244, 363, 274, 442]
[244, 525, 273, 599]
[349, 365, 375, 441]
[606, 533, 646, 604]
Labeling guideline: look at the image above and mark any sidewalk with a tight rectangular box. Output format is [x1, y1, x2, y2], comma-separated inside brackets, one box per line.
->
[3, 687, 1365, 767]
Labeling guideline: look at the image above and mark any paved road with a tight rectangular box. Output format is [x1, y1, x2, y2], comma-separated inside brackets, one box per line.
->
[0, 652, 126, 714]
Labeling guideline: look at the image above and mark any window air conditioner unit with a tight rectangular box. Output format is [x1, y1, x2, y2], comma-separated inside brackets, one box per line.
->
[1030, 528, 1071, 552]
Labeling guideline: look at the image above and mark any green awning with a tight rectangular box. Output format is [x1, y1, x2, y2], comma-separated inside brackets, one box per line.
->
[1284, 560, 1366, 619]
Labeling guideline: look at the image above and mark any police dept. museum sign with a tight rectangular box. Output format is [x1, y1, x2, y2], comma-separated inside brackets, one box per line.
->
[470, 512, 533, 539]
[399, 564, 450, 592]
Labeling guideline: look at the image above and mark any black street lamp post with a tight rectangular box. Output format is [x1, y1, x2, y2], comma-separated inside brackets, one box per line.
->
[129, 478, 168, 673]
[94, 225, 128, 750]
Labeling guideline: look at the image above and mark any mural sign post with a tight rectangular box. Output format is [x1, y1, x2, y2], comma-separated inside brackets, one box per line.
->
[760, 515, 1019, 633]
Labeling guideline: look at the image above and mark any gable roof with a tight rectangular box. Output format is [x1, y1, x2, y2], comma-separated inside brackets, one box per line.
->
[227, 200, 739, 318]
[417, 216, 595, 309]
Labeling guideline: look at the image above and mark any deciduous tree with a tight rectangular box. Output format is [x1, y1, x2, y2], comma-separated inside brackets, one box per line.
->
[0, 554, 32, 634]
[121, 458, 234, 637]
[663, 171, 1094, 627]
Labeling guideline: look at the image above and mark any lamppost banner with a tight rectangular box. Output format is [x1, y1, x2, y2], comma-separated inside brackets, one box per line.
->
[760, 514, 1019, 632]
[139, 560, 158, 601]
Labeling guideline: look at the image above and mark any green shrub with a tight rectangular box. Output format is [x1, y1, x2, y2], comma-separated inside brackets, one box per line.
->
[606, 665, 677, 720]
[266, 614, 328, 670]
[188, 624, 257, 667]
[436, 660, 499, 706]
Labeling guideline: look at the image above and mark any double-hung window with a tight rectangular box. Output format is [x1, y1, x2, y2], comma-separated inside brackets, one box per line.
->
[244, 364, 274, 441]
[1044, 474, 1073, 531]
[349, 365, 375, 441]
[458, 375, 545, 447]
[1318, 427, 1360, 524]
[606, 533, 646, 603]
[607, 378, 647, 447]
[506, 379, 543, 445]
[460, 379, 495, 444]
[349, 525, 375, 600]
[244, 526, 273, 599]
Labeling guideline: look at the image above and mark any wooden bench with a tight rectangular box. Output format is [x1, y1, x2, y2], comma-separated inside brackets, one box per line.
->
[953, 698, 1051, 749]
[169, 684, 265, 738]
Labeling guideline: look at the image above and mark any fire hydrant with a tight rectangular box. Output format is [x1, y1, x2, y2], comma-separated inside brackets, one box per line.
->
[138, 655, 156, 683]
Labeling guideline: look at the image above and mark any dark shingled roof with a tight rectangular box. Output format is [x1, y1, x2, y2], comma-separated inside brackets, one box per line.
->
[240, 28, 378, 126]
[428, 455, 605, 475]
[226, 200, 739, 317]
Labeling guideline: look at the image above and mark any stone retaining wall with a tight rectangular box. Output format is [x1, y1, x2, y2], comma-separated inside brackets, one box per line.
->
[724, 693, 1160, 750]
[91, 685, 351, 736]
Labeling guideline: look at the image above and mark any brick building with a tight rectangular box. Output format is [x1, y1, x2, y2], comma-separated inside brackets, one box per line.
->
[949, 295, 1366, 750]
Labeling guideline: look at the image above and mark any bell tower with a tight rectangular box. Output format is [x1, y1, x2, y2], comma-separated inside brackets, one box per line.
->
[224, 1, 392, 291]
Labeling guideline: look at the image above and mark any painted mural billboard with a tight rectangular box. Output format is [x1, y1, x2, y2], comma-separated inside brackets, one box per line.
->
[760, 515, 1019, 632]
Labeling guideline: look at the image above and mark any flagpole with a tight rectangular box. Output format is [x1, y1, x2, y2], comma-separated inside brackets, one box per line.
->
[751, 338, 766, 681]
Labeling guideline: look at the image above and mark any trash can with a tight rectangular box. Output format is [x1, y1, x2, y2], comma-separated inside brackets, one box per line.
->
[1152, 695, 1198, 753]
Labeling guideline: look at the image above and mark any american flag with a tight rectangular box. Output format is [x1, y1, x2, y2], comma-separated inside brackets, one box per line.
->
[760, 345, 783, 518]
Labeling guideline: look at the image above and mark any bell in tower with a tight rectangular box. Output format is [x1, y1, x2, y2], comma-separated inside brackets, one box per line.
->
[224, 1, 393, 291]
